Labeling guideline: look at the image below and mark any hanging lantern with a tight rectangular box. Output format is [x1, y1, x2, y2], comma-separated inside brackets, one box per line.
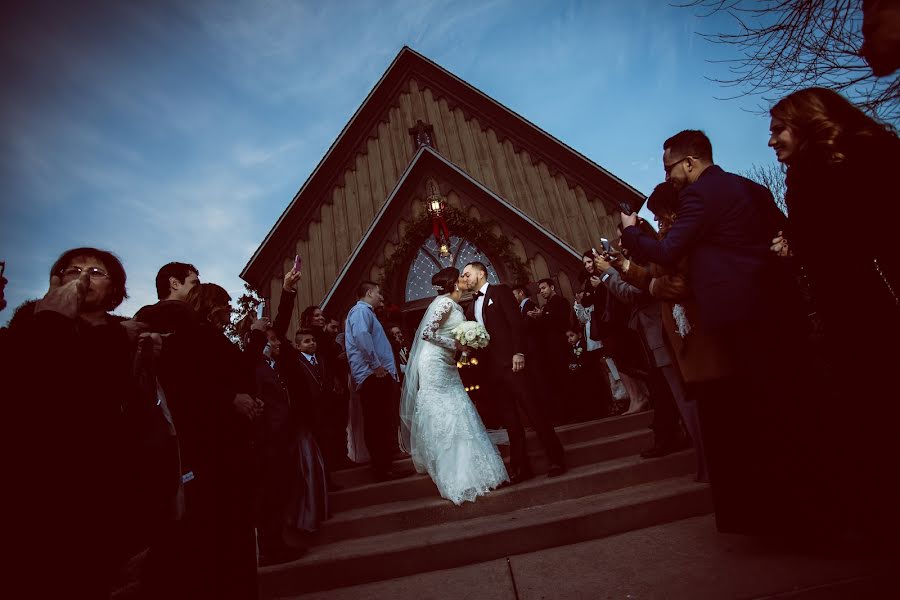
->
[425, 179, 451, 257]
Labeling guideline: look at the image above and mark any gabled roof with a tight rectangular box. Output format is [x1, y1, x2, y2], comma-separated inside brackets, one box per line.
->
[321, 145, 581, 313]
[241, 46, 643, 289]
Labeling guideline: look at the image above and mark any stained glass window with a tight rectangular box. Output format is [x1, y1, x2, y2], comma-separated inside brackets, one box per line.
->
[404, 235, 500, 302]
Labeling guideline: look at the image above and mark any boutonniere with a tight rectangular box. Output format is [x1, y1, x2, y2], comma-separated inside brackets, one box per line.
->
[573, 347, 584, 356]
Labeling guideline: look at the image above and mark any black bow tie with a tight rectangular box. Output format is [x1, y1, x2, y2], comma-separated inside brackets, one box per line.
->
[473, 291, 484, 299]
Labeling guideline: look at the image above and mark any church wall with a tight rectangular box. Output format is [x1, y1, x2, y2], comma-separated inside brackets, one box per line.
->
[268, 78, 624, 334]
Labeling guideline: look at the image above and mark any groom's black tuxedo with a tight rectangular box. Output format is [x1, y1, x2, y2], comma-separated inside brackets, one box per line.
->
[466, 283, 564, 476]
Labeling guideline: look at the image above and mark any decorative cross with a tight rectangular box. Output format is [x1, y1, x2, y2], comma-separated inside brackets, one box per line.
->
[408, 120, 435, 149]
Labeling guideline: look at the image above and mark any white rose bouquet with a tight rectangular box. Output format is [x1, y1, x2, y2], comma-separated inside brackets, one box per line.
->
[451, 321, 490, 350]
[451, 322, 489, 367]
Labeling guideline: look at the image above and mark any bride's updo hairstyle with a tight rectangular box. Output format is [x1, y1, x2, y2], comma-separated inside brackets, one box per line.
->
[432, 267, 460, 295]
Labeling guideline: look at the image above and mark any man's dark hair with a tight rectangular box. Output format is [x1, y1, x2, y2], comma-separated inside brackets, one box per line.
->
[465, 261, 487, 275]
[512, 284, 530, 296]
[155, 262, 199, 300]
[50, 247, 128, 310]
[356, 281, 379, 299]
[295, 328, 316, 341]
[537, 278, 556, 290]
[663, 130, 713, 162]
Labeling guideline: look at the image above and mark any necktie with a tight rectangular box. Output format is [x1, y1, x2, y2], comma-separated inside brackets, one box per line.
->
[473, 290, 484, 299]
[310, 355, 318, 366]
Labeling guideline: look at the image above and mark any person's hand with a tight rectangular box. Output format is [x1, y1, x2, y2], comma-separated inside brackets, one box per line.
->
[138, 332, 165, 358]
[592, 249, 612, 273]
[120, 319, 149, 343]
[770, 231, 791, 258]
[620, 211, 638, 229]
[512, 353, 525, 373]
[374, 366, 387, 378]
[526, 308, 541, 319]
[455, 340, 466, 352]
[233, 393, 263, 420]
[574, 291, 584, 304]
[249, 313, 269, 332]
[35, 272, 89, 319]
[589, 275, 602, 289]
[284, 267, 302, 292]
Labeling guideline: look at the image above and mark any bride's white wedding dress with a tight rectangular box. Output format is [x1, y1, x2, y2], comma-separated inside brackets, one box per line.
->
[400, 294, 509, 505]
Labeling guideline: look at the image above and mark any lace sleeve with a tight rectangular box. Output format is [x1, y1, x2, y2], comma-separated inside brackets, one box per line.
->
[421, 297, 457, 350]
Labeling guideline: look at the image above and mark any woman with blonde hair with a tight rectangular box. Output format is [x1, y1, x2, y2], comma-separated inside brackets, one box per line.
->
[769, 87, 899, 547]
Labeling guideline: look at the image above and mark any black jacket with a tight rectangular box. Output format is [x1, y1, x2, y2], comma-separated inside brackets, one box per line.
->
[465, 283, 526, 368]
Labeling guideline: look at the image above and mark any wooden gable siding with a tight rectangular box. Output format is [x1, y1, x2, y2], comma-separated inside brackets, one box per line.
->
[269, 78, 621, 335]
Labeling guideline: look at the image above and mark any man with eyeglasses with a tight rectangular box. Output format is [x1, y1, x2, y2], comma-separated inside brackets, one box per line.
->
[618, 129, 818, 538]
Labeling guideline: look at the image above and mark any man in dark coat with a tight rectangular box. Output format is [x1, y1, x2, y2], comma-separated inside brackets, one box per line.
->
[461, 262, 565, 482]
[619, 129, 813, 536]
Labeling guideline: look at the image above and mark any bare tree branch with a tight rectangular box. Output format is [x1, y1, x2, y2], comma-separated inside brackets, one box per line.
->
[742, 162, 788, 214]
[675, 0, 899, 122]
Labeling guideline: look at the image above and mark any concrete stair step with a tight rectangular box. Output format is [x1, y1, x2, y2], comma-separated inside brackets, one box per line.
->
[319, 449, 696, 544]
[329, 429, 655, 512]
[331, 412, 655, 489]
[262, 474, 712, 597]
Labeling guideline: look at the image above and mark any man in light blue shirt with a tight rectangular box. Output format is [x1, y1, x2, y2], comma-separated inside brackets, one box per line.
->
[344, 281, 410, 482]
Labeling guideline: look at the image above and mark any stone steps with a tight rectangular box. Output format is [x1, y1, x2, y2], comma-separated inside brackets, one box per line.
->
[330, 411, 655, 489]
[320, 449, 694, 544]
[258, 410, 713, 598]
[329, 428, 654, 512]
[262, 472, 711, 597]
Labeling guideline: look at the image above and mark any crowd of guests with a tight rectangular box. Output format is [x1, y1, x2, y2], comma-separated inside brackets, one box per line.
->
[1, 86, 897, 599]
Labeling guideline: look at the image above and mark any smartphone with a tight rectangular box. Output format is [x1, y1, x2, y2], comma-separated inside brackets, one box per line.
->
[599, 238, 612, 253]
[293, 254, 302, 273]
[256, 301, 265, 319]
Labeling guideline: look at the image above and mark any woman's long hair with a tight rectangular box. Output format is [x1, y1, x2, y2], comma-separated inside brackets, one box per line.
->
[187, 283, 231, 324]
[770, 87, 898, 166]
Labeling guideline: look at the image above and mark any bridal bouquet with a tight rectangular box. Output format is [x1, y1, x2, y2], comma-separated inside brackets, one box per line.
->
[452, 321, 490, 349]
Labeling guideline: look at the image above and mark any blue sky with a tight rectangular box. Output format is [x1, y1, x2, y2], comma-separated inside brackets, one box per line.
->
[1, 0, 789, 320]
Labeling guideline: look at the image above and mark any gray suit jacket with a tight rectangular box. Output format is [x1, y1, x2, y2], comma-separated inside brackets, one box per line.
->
[602, 267, 671, 368]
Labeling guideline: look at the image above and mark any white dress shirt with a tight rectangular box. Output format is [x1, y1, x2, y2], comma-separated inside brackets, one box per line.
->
[474, 282, 489, 325]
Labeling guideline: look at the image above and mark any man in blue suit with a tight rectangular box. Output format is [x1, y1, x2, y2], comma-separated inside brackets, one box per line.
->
[619, 130, 818, 536]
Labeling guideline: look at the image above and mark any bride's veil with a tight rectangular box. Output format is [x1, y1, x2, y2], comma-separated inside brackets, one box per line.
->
[399, 293, 445, 455]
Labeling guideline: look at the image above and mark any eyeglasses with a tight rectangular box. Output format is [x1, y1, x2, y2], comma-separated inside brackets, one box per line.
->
[59, 266, 110, 280]
[663, 156, 695, 176]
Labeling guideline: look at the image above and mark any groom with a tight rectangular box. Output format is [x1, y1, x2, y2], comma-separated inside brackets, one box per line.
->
[461, 262, 566, 482]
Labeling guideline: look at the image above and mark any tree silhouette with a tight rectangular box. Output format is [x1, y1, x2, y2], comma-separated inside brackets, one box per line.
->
[226, 282, 262, 347]
[677, 1, 899, 121]
[742, 162, 787, 214]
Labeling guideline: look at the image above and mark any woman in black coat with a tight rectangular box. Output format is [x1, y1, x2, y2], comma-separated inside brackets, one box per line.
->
[769, 87, 900, 546]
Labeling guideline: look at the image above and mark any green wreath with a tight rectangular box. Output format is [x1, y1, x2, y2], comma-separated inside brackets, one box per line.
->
[380, 205, 531, 294]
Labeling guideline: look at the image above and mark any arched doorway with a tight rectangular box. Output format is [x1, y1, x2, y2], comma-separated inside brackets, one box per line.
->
[399, 235, 502, 428]
[404, 235, 500, 303]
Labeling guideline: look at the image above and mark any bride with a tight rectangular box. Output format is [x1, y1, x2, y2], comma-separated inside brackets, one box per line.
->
[400, 267, 509, 505]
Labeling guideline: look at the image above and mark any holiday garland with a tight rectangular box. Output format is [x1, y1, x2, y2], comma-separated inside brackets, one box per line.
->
[379, 205, 531, 293]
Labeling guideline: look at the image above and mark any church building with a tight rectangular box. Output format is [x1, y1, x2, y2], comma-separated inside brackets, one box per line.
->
[241, 46, 644, 338]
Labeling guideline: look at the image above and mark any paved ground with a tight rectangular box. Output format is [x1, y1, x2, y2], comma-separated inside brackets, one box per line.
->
[283, 514, 897, 600]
